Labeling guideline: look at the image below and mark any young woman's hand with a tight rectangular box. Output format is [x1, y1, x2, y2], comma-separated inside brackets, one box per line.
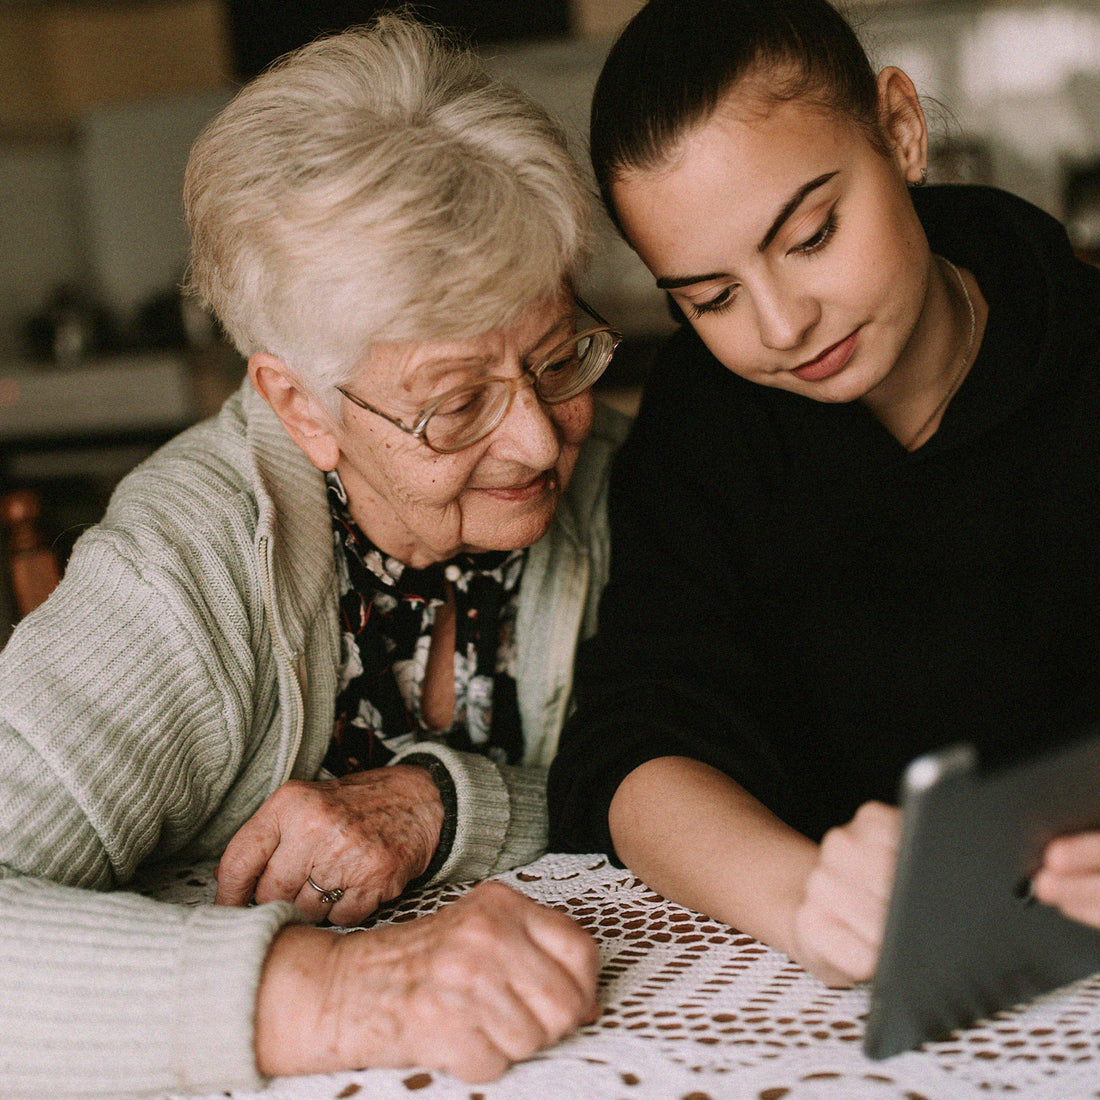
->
[790, 801, 901, 987]
[215, 765, 443, 924]
[1032, 831, 1100, 927]
[255, 881, 600, 1082]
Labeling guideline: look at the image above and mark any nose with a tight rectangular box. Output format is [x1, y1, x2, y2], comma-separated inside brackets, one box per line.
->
[490, 378, 561, 468]
[752, 276, 819, 352]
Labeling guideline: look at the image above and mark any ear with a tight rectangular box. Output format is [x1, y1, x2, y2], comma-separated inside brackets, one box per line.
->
[876, 66, 927, 185]
[248, 352, 342, 471]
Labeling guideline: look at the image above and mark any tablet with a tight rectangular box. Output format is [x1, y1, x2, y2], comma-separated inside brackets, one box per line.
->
[863, 725, 1100, 1060]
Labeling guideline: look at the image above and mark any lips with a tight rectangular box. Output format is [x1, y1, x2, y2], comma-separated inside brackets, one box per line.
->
[475, 470, 557, 500]
[791, 328, 859, 383]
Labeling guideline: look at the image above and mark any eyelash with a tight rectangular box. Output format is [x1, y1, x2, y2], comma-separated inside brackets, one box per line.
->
[685, 208, 840, 320]
[687, 289, 736, 319]
[794, 208, 840, 255]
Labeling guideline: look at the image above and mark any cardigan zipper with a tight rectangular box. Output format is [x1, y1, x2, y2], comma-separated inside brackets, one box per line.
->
[257, 534, 306, 785]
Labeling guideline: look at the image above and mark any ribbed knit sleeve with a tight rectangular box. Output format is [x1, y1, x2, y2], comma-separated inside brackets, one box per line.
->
[0, 463, 273, 886]
[0, 877, 299, 1098]
[390, 742, 548, 882]
[0, 552, 255, 885]
[0, 399, 316, 1096]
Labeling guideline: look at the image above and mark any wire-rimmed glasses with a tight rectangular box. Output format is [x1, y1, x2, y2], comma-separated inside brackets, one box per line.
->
[336, 298, 622, 454]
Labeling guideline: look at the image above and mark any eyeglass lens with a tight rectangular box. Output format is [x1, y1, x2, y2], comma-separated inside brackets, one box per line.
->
[423, 329, 615, 452]
[424, 385, 512, 452]
[535, 331, 609, 400]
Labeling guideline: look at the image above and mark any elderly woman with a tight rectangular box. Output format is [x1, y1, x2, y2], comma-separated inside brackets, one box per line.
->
[0, 15, 625, 1097]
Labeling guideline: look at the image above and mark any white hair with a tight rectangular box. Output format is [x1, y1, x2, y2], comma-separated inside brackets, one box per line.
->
[183, 13, 591, 405]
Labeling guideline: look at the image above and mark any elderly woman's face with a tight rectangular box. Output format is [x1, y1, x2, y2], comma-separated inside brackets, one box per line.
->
[330, 295, 594, 567]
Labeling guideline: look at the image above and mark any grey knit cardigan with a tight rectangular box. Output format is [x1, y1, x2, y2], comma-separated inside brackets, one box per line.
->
[0, 382, 626, 1098]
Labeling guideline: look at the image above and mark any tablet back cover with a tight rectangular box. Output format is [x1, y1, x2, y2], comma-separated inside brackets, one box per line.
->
[864, 729, 1100, 1059]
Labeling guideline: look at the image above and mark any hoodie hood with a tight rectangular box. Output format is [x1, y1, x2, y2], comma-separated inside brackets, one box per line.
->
[913, 185, 1100, 448]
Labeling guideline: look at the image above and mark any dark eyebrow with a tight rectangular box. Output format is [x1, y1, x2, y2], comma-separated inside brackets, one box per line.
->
[656, 271, 727, 290]
[654, 170, 839, 291]
[757, 171, 838, 252]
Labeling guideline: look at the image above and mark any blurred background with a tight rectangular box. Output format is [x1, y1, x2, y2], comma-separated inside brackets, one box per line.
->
[0, 0, 1098, 633]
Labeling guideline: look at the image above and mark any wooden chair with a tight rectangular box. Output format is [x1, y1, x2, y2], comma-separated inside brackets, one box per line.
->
[1, 489, 61, 620]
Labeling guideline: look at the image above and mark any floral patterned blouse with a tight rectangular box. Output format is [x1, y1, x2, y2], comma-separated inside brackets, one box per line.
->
[322, 470, 527, 779]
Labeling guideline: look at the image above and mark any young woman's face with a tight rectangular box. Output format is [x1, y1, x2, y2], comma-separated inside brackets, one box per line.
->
[612, 77, 932, 406]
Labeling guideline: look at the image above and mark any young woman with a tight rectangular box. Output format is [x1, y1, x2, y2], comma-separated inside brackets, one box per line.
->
[548, 0, 1100, 987]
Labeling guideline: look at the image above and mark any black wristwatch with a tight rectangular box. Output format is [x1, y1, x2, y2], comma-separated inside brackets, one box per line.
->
[399, 751, 458, 886]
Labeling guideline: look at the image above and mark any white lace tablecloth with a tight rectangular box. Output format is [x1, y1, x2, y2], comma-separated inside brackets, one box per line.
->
[143, 853, 1100, 1100]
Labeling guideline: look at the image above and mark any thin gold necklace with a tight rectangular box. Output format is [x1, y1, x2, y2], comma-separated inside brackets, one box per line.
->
[905, 256, 976, 450]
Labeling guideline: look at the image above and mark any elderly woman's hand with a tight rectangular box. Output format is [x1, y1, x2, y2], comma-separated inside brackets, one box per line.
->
[254, 880, 600, 1082]
[1032, 831, 1100, 928]
[216, 765, 443, 924]
[791, 800, 901, 987]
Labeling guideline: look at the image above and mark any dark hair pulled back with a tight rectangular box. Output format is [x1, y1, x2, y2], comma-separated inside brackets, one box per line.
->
[590, 0, 882, 234]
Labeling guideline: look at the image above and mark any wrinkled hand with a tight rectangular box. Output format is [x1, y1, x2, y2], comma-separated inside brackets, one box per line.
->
[1033, 831, 1100, 928]
[791, 801, 901, 987]
[255, 880, 600, 1083]
[216, 765, 443, 924]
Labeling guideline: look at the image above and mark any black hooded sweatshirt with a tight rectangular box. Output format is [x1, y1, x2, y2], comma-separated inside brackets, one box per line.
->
[549, 185, 1100, 854]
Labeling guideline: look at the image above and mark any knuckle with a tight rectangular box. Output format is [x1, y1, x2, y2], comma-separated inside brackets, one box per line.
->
[548, 917, 599, 972]
[271, 780, 307, 806]
[540, 996, 582, 1040]
[843, 944, 876, 985]
[580, 932, 601, 978]
[472, 880, 522, 908]
[454, 905, 501, 943]
[411, 1002, 510, 1082]
[374, 875, 405, 908]
[447, 1046, 510, 1084]
[854, 800, 884, 827]
[273, 779, 338, 823]
[565, 920, 600, 965]
[371, 848, 403, 882]
[432, 945, 484, 988]
[258, 875, 297, 903]
[328, 909, 361, 929]
[818, 826, 847, 864]
[274, 863, 311, 896]
[216, 848, 244, 879]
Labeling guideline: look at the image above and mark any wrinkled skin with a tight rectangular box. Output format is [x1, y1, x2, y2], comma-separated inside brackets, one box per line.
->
[255, 880, 601, 1082]
[216, 765, 443, 925]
